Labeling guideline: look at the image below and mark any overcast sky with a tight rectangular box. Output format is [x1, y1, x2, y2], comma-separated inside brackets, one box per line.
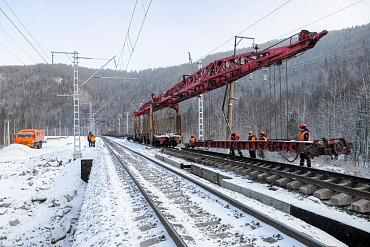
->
[0, 0, 369, 72]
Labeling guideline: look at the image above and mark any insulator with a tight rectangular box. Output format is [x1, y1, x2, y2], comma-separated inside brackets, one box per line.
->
[263, 68, 267, 81]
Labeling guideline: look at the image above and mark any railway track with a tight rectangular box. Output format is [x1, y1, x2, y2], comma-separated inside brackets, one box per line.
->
[102, 137, 341, 247]
[162, 148, 370, 212]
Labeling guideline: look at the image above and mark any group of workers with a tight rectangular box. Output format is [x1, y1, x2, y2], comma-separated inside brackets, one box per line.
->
[88, 132, 96, 147]
[230, 131, 267, 159]
[190, 123, 311, 167]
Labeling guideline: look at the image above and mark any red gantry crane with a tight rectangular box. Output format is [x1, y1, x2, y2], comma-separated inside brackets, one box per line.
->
[135, 30, 328, 117]
[133, 30, 352, 158]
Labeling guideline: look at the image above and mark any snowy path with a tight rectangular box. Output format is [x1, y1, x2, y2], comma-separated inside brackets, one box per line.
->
[107, 138, 343, 246]
[73, 139, 174, 246]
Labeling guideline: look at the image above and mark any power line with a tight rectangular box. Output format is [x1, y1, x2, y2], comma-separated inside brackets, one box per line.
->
[117, 0, 139, 69]
[2, 0, 51, 63]
[287, 45, 370, 70]
[278, 0, 364, 38]
[0, 25, 36, 63]
[0, 7, 48, 64]
[125, 0, 153, 71]
[204, 0, 292, 57]
[204, 0, 363, 64]
[0, 41, 25, 65]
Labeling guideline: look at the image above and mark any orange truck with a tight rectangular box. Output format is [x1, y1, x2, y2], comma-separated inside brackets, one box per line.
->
[14, 129, 44, 149]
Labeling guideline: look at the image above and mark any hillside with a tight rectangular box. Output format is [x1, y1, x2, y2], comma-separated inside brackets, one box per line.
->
[0, 24, 369, 164]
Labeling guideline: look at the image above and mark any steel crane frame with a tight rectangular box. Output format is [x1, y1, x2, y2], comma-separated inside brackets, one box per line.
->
[134, 30, 328, 117]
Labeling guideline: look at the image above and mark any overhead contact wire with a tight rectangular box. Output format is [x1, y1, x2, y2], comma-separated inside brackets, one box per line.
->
[279, 0, 364, 38]
[0, 41, 25, 64]
[0, 7, 48, 64]
[205, 0, 292, 57]
[0, 25, 36, 63]
[117, 0, 139, 69]
[2, 0, 51, 63]
[125, 0, 153, 71]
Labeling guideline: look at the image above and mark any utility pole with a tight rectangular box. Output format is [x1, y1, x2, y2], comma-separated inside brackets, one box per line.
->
[89, 102, 94, 134]
[198, 61, 204, 141]
[5, 120, 10, 146]
[3, 122, 5, 146]
[59, 121, 62, 136]
[7, 120, 10, 146]
[226, 83, 235, 141]
[72, 51, 82, 159]
[52, 51, 84, 160]
[118, 118, 121, 135]
[126, 112, 129, 135]
[225, 36, 254, 140]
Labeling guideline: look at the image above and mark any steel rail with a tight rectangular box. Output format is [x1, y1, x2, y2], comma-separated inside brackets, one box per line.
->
[171, 148, 370, 201]
[105, 137, 329, 247]
[103, 138, 188, 247]
[186, 148, 370, 183]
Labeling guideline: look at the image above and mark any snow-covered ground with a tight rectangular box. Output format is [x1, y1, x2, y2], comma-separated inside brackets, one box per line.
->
[111, 137, 369, 245]
[0, 137, 92, 246]
[0, 136, 368, 246]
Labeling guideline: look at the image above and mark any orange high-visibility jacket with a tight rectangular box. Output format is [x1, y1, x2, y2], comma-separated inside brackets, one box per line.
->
[248, 135, 256, 141]
[299, 130, 310, 141]
[259, 136, 267, 141]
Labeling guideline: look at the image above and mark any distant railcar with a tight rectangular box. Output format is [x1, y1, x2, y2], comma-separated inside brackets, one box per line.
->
[106, 127, 118, 136]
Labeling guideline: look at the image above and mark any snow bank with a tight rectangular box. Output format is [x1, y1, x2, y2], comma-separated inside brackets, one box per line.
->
[0, 137, 92, 246]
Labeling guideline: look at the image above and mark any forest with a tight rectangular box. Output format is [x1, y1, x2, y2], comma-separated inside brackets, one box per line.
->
[0, 24, 369, 166]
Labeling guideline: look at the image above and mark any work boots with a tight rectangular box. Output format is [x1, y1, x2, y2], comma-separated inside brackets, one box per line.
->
[307, 159, 312, 168]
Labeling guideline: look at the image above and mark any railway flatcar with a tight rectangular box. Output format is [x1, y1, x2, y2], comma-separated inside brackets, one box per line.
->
[133, 106, 182, 147]
[106, 127, 118, 136]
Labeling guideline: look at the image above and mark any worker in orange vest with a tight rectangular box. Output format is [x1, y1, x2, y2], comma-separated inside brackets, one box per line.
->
[258, 131, 267, 159]
[247, 131, 256, 158]
[298, 124, 311, 167]
[88, 132, 92, 147]
[189, 135, 196, 148]
[190, 135, 196, 143]
[229, 133, 243, 157]
[91, 135, 96, 147]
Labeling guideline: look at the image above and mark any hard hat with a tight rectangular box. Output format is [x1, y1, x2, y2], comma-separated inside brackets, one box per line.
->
[249, 131, 252, 134]
[260, 131, 265, 135]
[300, 124, 306, 128]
